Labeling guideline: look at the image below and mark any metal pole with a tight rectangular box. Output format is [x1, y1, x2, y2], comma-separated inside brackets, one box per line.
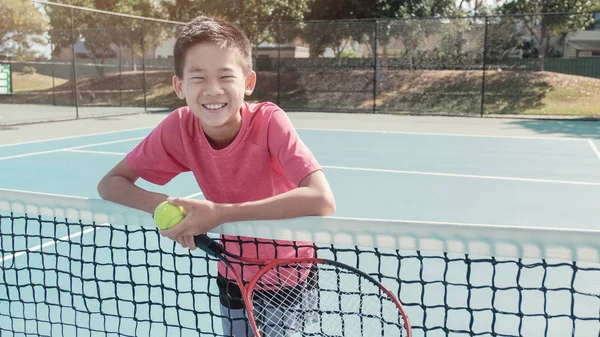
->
[51, 40, 56, 106]
[277, 21, 281, 106]
[141, 25, 147, 111]
[119, 28, 122, 107]
[373, 20, 378, 114]
[480, 16, 489, 118]
[70, 8, 79, 118]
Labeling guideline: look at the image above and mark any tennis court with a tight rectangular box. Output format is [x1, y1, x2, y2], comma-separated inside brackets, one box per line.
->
[1, 112, 599, 337]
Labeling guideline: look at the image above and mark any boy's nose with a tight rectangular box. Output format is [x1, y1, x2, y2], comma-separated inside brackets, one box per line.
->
[203, 80, 224, 96]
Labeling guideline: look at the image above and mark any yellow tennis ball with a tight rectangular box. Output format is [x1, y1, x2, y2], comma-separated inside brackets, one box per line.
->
[153, 201, 185, 230]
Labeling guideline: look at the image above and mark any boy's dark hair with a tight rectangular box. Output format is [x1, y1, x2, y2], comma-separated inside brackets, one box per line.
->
[174, 16, 252, 79]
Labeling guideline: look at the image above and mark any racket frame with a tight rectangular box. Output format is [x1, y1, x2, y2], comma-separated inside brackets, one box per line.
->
[194, 234, 412, 337]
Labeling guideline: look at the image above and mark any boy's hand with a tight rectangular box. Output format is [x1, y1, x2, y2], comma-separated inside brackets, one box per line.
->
[159, 197, 223, 250]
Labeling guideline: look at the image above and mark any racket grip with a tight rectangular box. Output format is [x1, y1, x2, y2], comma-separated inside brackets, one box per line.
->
[194, 234, 224, 257]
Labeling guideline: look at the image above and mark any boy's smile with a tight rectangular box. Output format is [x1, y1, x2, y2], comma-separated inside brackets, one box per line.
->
[203, 103, 227, 111]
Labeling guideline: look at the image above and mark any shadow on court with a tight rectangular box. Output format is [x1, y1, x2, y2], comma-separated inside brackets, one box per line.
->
[509, 118, 600, 139]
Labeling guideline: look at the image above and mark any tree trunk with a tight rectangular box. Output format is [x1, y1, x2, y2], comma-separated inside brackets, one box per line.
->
[539, 18, 549, 72]
[132, 49, 137, 72]
[539, 1, 549, 72]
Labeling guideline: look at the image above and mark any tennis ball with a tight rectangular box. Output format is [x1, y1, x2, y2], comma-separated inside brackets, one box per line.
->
[154, 201, 185, 230]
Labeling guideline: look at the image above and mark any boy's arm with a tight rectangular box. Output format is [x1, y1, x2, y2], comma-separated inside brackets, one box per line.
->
[97, 110, 188, 214]
[97, 158, 168, 214]
[218, 169, 335, 222]
[161, 169, 335, 243]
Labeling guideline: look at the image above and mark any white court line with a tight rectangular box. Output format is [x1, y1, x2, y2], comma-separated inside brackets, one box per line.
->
[0, 187, 89, 199]
[2, 124, 580, 148]
[1, 126, 589, 163]
[0, 187, 202, 200]
[297, 127, 587, 142]
[0, 137, 144, 161]
[185, 191, 204, 198]
[65, 149, 129, 156]
[0, 224, 108, 263]
[323, 165, 600, 186]
[67, 149, 600, 186]
[0, 126, 154, 148]
[588, 140, 600, 160]
[0, 189, 202, 264]
[67, 149, 127, 156]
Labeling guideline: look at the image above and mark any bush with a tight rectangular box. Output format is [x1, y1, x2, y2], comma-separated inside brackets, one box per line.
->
[22, 66, 37, 74]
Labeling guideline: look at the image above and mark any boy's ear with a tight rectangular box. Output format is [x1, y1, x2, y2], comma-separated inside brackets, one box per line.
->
[172, 75, 185, 99]
[245, 71, 257, 96]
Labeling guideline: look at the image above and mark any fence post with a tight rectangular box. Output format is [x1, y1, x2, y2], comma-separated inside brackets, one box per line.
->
[373, 19, 378, 114]
[277, 20, 281, 106]
[119, 28, 122, 107]
[70, 8, 79, 119]
[50, 39, 56, 106]
[141, 24, 148, 111]
[480, 16, 489, 117]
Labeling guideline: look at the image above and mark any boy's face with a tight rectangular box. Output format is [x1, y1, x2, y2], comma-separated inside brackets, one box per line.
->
[173, 43, 255, 130]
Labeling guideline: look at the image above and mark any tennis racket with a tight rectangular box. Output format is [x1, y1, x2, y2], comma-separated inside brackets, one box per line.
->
[194, 234, 411, 337]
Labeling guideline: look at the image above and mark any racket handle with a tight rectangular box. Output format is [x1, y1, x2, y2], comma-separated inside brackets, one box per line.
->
[194, 234, 224, 257]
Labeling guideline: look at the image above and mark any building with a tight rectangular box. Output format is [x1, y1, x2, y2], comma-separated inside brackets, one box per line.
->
[564, 12, 600, 58]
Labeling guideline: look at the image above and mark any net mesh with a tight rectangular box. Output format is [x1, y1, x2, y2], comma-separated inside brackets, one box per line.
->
[1, 191, 599, 337]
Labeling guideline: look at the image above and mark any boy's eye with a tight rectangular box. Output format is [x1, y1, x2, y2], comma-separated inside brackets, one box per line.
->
[221, 76, 234, 79]
[190, 77, 204, 80]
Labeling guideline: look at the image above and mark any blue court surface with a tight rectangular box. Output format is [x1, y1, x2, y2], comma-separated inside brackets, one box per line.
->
[1, 114, 599, 229]
[1, 112, 599, 337]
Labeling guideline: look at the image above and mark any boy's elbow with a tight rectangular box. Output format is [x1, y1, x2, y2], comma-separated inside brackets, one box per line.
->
[97, 174, 120, 201]
[317, 192, 336, 216]
[96, 178, 110, 200]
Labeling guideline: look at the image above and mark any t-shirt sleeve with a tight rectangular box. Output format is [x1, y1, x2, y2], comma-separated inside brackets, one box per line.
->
[125, 111, 189, 185]
[267, 109, 322, 186]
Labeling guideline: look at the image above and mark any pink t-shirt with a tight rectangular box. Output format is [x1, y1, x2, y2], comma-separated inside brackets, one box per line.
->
[126, 101, 322, 282]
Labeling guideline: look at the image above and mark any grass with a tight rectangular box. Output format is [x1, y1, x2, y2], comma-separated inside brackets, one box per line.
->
[13, 73, 68, 92]
[6, 69, 600, 118]
[483, 70, 600, 116]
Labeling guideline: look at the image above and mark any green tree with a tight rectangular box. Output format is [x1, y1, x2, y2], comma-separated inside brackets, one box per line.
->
[161, 0, 311, 65]
[0, 0, 49, 60]
[46, 0, 167, 77]
[306, 0, 458, 21]
[303, 0, 458, 59]
[499, 0, 600, 70]
[214, 0, 310, 57]
[161, 0, 207, 23]
[455, 0, 497, 16]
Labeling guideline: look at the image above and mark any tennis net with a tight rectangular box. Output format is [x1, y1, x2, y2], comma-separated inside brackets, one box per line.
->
[1, 188, 599, 337]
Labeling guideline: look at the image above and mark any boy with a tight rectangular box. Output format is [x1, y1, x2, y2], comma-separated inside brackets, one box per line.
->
[97, 15, 335, 337]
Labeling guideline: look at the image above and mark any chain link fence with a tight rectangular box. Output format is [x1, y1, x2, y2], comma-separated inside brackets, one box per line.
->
[255, 13, 600, 117]
[0, 3, 183, 124]
[1, 6, 599, 124]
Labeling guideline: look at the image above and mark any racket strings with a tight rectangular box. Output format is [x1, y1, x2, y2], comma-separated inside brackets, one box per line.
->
[319, 267, 403, 336]
[255, 263, 315, 310]
[253, 263, 318, 336]
[251, 263, 406, 337]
